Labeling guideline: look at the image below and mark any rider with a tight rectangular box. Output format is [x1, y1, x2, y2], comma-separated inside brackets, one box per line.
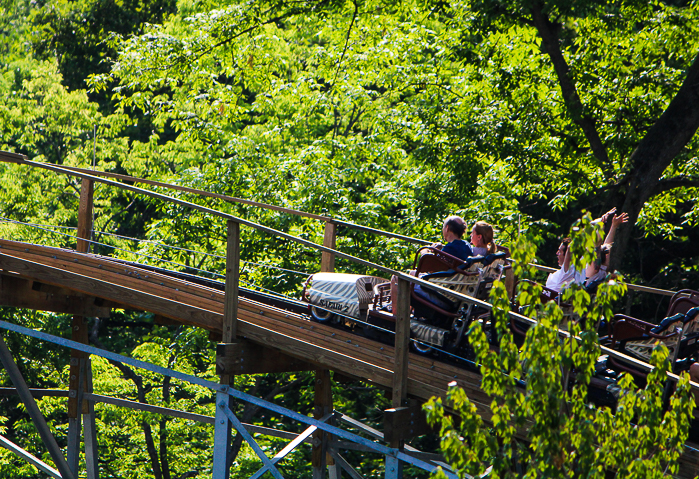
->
[389, 215, 474, 311]
[545, 208, 629, 294]
[391, 216, 478, 316]
[427, 215, 473, 260]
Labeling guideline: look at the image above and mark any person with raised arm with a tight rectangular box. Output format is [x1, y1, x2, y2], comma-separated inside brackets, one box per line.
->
[545, 208, 629, 294]
[584, 209, 629, 287]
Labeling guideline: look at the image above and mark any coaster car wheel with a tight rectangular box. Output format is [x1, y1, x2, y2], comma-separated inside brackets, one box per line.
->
[411, 339, 434, 356]
[310, 306, 336, 323]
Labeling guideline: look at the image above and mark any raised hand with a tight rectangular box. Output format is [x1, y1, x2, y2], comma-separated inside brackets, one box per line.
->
[611, 212, 629, 228]
[601, 207, 617, 223]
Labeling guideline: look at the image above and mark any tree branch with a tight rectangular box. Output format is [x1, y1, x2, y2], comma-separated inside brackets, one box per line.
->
[649, 176, 699, 198]
[530, 2, 610, 175]
[611, 51, 699, 270]
[331, 0, 359, 87]
[90, 328, 162, 479]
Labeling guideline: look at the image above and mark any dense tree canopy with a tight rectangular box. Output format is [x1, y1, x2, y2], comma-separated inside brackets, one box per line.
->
[0, 0, 698, 477]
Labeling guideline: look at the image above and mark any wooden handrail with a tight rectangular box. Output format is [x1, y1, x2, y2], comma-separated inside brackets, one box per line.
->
[17, 160, 429, 245]
[0, 151, 681, 299]
[1, 156, 410, 278]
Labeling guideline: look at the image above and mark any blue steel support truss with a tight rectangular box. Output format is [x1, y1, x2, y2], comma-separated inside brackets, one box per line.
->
[0, 320, 458, 479]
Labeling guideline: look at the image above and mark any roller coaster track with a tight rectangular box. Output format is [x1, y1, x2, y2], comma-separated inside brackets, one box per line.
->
[0, 238, 494, 417]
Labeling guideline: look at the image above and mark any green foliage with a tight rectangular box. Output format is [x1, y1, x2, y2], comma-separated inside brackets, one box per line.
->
[0, 0, 698, 476]
[424, 226, 694, 478]
[31, 0, 177, 91]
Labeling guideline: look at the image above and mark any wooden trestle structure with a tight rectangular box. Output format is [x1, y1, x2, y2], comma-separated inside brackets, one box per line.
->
[0, 150, 698, 478]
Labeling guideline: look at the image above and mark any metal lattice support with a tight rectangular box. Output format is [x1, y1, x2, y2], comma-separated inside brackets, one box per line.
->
[0, 435, 61, 478]
[218, 393, 285, 479]
[0, 321, 458, 479]
[0, 334, 76, 479]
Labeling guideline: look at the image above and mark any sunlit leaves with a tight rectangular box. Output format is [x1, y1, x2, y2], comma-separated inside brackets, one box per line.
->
[425, 225, 693, 478]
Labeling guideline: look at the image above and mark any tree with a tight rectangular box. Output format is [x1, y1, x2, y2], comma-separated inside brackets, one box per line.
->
[424, 218, 695, 477]
[86, 0, 699, 288]
[445, 0, 699, 275]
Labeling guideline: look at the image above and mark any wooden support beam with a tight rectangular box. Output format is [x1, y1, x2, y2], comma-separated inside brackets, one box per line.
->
[0, 387, 69, 398]
[76, 179, 94, 254]
[217, 220, 241, 479]
[321, 222, 337, 273]
[0, 275, 111, 317]
[384, 405, 432, 444]
[392, 278, 410, 410]
[312, 369, 333, 479]
[216, 341, 315, 375]
[315, 222, 337, 477]
[223, 220, 240, 342]
[504, 263, 515, 301]
[70, 178, 95, 477]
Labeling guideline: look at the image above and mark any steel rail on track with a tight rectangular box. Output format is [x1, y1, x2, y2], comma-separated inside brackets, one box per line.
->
[0, 152, 697, 391]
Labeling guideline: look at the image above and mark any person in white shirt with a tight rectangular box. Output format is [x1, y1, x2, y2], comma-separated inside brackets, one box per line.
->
[545, 208, 629, 294]
[545, 237, 585, 293]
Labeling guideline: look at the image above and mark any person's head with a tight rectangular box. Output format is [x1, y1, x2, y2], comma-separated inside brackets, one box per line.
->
[442, 216, 466, 241]
[471, 221, 496, 254]
[556, 237, 572, 267]
[593, 243, 611, 273]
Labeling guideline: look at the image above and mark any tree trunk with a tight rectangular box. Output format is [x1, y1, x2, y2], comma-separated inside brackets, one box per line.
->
[611, 50, 699, 271]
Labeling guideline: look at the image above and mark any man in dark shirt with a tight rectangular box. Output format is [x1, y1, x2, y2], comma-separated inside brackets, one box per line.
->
[429, 215, 473, 260]
[388, 215, 474, 313]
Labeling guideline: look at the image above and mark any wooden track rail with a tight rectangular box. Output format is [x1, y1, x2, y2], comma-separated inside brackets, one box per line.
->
[0, 239, 492, 418]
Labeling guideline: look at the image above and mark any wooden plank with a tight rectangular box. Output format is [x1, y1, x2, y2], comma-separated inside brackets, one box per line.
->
[235, 309, 493, 408]
[0, 245, 227, 317]
[392, 278, 410, 410]
[0, 387, 69, 398]
[216, 341, 316, 375]
[0, 253, 222, 330]
[223, 220, 240, 342]
[0, 247, 223, 312]
[0, 275, 110, 317]
[0, 151, 27, 163]
[0, 239, 223, 302]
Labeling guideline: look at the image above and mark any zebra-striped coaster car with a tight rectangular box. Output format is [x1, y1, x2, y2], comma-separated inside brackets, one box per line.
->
[302, 273, 389, 323]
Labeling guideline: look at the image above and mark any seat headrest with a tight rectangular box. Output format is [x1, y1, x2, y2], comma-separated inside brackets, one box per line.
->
[462, 255, 485, 267]
[650, 313, 685, 334]
[481, 251, 506, 266]
[684, 306, 699, 323]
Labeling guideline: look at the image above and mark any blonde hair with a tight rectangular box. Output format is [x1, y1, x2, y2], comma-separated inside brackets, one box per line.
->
[473, 221, 496, 254]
